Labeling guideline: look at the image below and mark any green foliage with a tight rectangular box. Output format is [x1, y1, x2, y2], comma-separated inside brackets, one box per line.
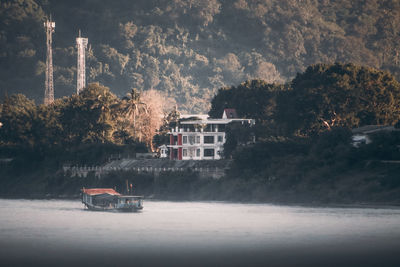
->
[223, 121, 254, 158]
[59, 143, 147, 165]
[210, 63, 400, 140]
[58, 83, 119, 145]
[152, 107, 180, 148]
[357, 131, 400, 161]
[220, 126, 400, 203]
[209, 80, 284, 120]
[0, 94, 37, 147]
[309, 127, 353, 162]
[31, 104, 63, 150]
[208, 63, 400, 160]
[229, 138, 309, 176]
[2, 1, 400, 112]
[209, 80, 286, 141]
[277, 63, 400, 135]
[0, 83, 150, 162]
[1, 130, 400, 203]
[116, 88, 147, 144]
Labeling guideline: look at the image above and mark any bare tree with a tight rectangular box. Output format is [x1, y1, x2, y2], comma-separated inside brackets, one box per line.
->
[139, 89, 176, 150]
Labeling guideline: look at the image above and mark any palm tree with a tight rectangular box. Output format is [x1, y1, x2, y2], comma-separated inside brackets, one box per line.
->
[121, 88, 148, 142]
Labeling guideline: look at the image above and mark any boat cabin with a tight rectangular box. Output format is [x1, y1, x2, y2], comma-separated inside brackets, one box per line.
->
[82, 188, 143, 211]
[117, 196, 143, 209]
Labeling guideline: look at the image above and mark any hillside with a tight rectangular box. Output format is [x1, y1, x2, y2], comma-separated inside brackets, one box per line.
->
[1, 0, 400, 112]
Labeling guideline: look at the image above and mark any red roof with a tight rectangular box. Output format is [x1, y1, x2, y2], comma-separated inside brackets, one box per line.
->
[82, 188, 121, 196]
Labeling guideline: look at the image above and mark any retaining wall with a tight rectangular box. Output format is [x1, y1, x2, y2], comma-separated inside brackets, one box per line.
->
[63, 159, 232, 179]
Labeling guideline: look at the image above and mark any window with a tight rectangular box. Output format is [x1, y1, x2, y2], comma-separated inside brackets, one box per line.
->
[218, 135, 223, 142]
[204, 136, 214, 144]
[204, 149, 214, 157]
[196, 136, 200, 144]
[183, 149, 187, 157]
[196, 149, 200, 157]
[183, 136, 187, 144]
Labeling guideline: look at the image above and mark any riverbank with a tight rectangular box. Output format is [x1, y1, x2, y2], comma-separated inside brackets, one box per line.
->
[1, 131, 400, 206]
[1, 166, 399, 207]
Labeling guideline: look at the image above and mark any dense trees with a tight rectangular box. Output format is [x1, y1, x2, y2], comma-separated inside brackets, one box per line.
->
[206, 63, 400, 203]
[2, 0, 400, 112]
[223, 121, 255, 158]
[0, 83, 171, 157]
[57, 83, 119, 145]
[0, 94, 37, 147]
[117, 88, 149, 144]
[4, 62, 396, 157]
[277, 63, 400, 135]
[209, 80, 284, 121]
[210, 63, 400, 139]
[1, 63, 400, 203]
[208, 79, 285, 142]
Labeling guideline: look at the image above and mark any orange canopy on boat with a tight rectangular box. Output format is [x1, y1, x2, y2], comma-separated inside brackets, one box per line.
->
[82, 188, 121, 196]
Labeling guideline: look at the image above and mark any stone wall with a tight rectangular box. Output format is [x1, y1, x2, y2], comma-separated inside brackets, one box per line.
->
[63, 159, 232, 179]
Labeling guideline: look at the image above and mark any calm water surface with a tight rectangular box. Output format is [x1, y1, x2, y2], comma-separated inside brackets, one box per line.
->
[0, 199, 399, 266]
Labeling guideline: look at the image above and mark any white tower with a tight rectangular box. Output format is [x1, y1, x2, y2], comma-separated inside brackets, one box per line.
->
[76, 30, 88, 94]
[44, 18, 55, 105]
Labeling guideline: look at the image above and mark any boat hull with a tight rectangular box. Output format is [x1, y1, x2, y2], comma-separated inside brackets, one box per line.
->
[85, 203, 143, 212]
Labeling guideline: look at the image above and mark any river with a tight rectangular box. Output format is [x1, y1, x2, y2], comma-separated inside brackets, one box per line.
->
[0, 199, 399, 267]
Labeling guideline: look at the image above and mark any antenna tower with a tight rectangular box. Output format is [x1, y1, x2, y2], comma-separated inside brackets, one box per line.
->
[76, 30, 88, 94]
[44, 18, 55, 105]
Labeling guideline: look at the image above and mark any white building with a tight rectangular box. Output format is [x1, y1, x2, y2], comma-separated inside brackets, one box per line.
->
[168, 109, 254, 160]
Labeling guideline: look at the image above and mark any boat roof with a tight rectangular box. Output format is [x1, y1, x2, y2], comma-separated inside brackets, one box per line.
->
[82, 188, 121, 196]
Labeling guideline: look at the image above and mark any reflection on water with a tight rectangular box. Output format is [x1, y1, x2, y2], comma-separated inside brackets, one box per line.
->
[0, 199, 399, 266]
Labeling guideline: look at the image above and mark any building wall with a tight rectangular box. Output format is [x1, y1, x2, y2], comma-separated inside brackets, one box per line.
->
[167, 115, 254, 161]
[169, 131, 226, 160]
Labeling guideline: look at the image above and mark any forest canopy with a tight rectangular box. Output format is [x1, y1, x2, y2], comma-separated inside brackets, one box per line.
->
[0, 83, 171, 158]
[1, 0, 400, 112]
[2, 62, 400, 158]
[209, 63, 400, 137]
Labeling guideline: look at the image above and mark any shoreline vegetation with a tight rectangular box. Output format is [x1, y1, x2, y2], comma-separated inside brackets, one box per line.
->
[1, 148, 400, 206]
[2, 63, 400, 205]
[1, 155, 399, 206]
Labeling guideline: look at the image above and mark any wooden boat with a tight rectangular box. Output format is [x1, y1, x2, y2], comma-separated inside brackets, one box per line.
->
[81, 188, 143, 212]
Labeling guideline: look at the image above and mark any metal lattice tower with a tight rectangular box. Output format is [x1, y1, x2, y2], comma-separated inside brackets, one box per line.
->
[44, 18, 55, 105]
[76, 30, 88, 94]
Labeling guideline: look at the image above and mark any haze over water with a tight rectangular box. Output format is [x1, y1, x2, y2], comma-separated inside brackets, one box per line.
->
[0, 199, 399, 267]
